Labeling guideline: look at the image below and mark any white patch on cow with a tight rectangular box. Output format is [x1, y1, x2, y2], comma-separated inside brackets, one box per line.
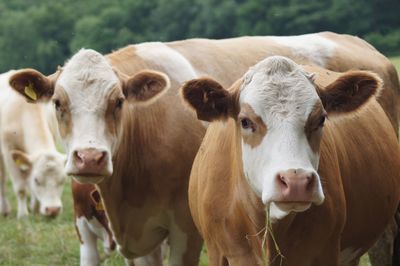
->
[339, 247, 364, 265]
[268, 34, 337, 67]
[135, 42, 198, 84]
[239, 56, 325, 220]
[58, 49, 117, 178]
[76, 216, 101, 266]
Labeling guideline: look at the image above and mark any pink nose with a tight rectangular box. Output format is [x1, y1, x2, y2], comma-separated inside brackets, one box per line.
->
[74, 148, 107, 174]
[276, 169, 316, 202]
[45, 206, 61, 217]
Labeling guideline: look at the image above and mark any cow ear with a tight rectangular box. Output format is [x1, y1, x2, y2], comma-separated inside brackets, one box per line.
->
[90, 189, 101, 203]
[181, 77, 239, 122]
[318, 71, 382, 114]
[122, 70, 170, 104]
[9, 69, 58, 103]
[11, 150, 32, 173]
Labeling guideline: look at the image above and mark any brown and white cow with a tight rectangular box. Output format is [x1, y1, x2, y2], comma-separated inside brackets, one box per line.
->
[0, 70, 66, 218]
[181, 56, 400, 265]
[72, 180, 116, 265]
[7, 32, 400, 264]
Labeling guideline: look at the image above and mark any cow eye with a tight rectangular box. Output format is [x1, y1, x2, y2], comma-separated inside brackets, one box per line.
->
[116, 98, 124, 109]
[53, 99, 61, 111]
[240, 118, 255, 132]
[318, 113, 327, 127]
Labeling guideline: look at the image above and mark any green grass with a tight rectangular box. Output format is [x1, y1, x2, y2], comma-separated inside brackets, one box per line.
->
[391, 55, 400, 74]
[2, 56, 399, 265]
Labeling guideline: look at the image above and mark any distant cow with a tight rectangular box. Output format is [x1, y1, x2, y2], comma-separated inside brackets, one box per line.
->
[0, 71, 66, 218]
[181, 56, 400, 265]
[8, 32, 400, 264]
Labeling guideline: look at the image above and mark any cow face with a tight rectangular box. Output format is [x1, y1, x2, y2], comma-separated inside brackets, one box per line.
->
[9, 49, 170, 184]
[182, 56, 381, 220]
[11, 150, 66, 217]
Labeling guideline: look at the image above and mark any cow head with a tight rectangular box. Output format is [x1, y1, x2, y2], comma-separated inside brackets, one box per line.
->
[9, 49, 170, 184]
[11, 150, 66, 217]
[182, 56, 381, 220]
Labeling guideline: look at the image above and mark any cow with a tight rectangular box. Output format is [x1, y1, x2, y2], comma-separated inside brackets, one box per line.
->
[72, 180, 166, 266]
[181, 56, 400, 265]
[72, 180, 116, 265]
[0, 70, 66, 218]
[7, 32, 400, 264]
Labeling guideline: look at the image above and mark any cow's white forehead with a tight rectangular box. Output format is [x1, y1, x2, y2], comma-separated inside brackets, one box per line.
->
[240, 56, 319, 126]
[58, 49, 118, 95]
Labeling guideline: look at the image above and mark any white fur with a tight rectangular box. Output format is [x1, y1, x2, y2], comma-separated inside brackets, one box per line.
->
[135, 42, 198, 84]
[268, 34, 337, 67]
[76, 216, 103, 266]
[58, 49, 117, 179]
[239, 56, 325, 220]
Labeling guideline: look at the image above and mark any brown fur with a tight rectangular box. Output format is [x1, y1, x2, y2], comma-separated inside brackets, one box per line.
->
[52, 86, 73, 137]
[239, 104, 268, 148]
[304, 102, 325, 153]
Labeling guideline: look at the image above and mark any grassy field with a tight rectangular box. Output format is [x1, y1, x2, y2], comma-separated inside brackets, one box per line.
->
[1, 55, 399, 265]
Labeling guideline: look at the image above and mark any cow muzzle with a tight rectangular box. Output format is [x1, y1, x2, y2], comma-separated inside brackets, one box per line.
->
[67, 148, 112, 184]
[276, 168, 316, 202]
[262, 168, 324, 214]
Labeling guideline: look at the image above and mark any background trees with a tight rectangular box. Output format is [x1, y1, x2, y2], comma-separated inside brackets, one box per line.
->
[0, 0, 398, 74]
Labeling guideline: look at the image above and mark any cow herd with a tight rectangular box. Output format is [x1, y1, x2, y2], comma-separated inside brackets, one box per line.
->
[0, 31, 400, 266]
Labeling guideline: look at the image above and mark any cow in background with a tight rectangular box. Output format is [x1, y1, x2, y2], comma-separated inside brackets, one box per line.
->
[0, 70, 66, 218]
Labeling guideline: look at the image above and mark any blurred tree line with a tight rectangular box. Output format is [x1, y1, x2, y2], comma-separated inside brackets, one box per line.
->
[0, 0, 399, 74]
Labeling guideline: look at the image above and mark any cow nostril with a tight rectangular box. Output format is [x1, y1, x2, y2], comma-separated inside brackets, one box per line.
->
[74, 151, 84, 164]
[96, 151, 107, 165]
[277, 174, 288, 188]
[306, 173, 315, 189]
[45, 207, 60, 216]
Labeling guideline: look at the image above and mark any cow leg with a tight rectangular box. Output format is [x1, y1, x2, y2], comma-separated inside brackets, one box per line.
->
[131, 243, 165, 266]
[168, 220, 203, 266]
[29, 195, 39, 213]
[14, 186, 29, 218]
[76, 217, 101, 266]
[368, 219, 397, 266]
[0, 152, 10, 216]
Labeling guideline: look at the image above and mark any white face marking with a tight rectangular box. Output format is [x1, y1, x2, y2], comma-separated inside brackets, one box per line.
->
[135, 42, 198, 83]
[29, 152, 66, 215]
[57, 49, 119, 178]
[268, 34, 337, 67]
[239, 56, 325, 219]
